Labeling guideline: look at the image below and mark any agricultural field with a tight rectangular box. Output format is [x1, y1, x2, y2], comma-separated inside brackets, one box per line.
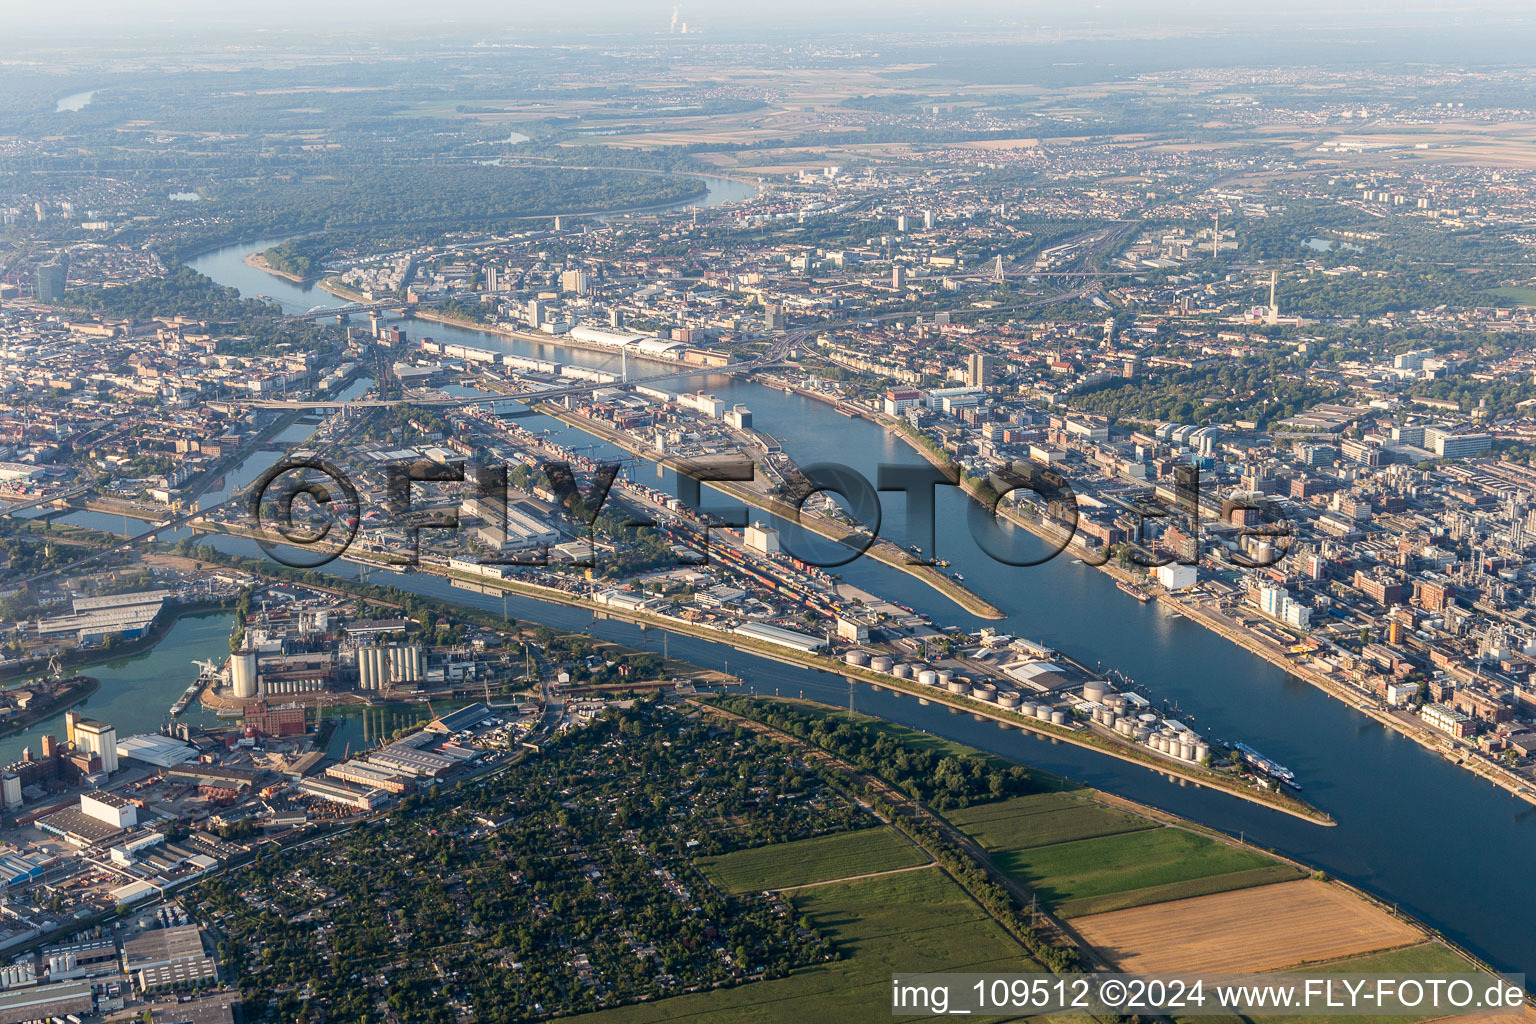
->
[1257, 942, 1490, 1024]
[946, 792, 1155, 852]
[556, 868, 1037, 1024]
[698, 827, 930, 894]
[963, 813, 1295, 918]
[1070, 879, 1425, 974]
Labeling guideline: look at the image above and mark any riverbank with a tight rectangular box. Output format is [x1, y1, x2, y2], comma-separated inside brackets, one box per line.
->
[241, 249, 305, 284]
[853, 388, 1536, 813]
[0, 600, 235, 685]
[0, 676, 99, 741]
[532, 402, 1006, 619]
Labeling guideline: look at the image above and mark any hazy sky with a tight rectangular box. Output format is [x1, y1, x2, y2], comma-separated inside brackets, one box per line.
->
[12, 0, 1536, 37]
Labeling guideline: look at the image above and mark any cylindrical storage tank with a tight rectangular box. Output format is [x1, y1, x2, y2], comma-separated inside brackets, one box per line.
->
[918, 670, 938, 687]
[1134, 727, 1151, 742]
[314, 609, 330, 632]
[1082, 680, 1108, 702]
[409, 645, 424, 681]
[1036, 705, 1052, 720]
[1195, 743, 1210, 762]
[893, 663, 912, 679]
[1019, 701, 1036, 717]
[936, 670, 954, 687]
[1050, 711, 1066, 726]
[870, 656, 893, 674]
[998, 690, 1021, 709]
[946, 678, 970, 695]
[1092, 709, 1105, 724]
[1181, 741, 1196, 761]
[1153, 735, 1168, 752]
[845, 650, 870, 667]
[1140, 713, 1159, 726]
[231, 649, 258, 699]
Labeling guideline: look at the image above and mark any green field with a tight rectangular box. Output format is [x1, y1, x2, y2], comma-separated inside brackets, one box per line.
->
[1488, 285, 1536, 306]
[969, 820, 1291, 916]
[698, 827, 930, 893]
[555, 868, 1036, 1024]
[1054, 863, 1306, 918]
[947, 792, 1155, 851]
[1257, 942, 1479, 1024]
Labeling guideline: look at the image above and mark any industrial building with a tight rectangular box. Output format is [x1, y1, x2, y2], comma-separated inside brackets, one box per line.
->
[357, 644, 425, 691]
[80, 790, 138, 829]
[73, 718, 118, 773]
[325, 760, 413, 795]
[298, 777, 389, 811]
[733, 622, 825, 653]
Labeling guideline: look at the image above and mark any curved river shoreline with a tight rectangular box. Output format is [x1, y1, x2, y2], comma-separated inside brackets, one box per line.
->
[176, 231, 1536, 976]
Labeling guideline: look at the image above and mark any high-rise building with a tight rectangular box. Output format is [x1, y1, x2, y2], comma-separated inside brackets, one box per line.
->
[559, 269, 588, 294]
[892, 265, 906, 290]
[923, 209, 934, 230]
[965, 352, 994, 386]
[763, 303, 785, 331]
[527, 299, 546, 327]
[896, 214, 908, 232]
[73, 719, 118, 774]
[34, 262, 66, 303]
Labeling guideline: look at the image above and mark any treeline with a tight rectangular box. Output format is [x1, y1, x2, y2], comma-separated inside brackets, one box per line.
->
[1070, 354, 1338, 427]
[712, 696, 1035, 810]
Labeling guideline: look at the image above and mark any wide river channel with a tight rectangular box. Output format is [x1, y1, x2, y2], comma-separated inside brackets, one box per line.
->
[51, 201, 1533, 974]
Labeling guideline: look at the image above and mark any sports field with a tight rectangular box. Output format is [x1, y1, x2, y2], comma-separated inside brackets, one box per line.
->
[1071, 879, 1425, 974]
[698, 827, 930, 893]
[555, 867, 1036, 1024]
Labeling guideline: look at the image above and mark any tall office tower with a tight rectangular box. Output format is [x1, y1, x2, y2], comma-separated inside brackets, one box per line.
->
[74, 719, 118, 774]
[560, 269, 589, 294]
[966, 352, 995, 386]
[923, 210, 934, 230]
[34, 262, 65, 303]
[527, 299, 546, 327]
[892, 266, 906, 290]
[896, 214, 908, 233]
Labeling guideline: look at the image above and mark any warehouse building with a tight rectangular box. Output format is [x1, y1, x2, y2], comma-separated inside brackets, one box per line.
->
[733, 622, 825, 653]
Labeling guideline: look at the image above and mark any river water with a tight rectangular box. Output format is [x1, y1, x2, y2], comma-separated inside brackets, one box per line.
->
[0, 611, 234, 766]
[147, 219, 1536, 974]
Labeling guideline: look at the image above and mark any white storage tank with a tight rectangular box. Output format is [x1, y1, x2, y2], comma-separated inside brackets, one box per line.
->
[947, 678, 971, 695]
[893, 663, 913, 678]
[1035, 705, 1052, 720]
[997, 690, 1022, 709]
[971, 682, 996, 702]
[1195, 742, 1210, 762]
[918, 670, 938, 687]
[1019, 701, 1037, 716]
[936, 669, 954, 687]
[230, 649, 258, 699]
[1134, 727, 1151, 742]
[845, 650, 870, 667]
[1050, 711, 1066, 726]
[870, 656, 893, 673]
[1082, 680, 1109, 702]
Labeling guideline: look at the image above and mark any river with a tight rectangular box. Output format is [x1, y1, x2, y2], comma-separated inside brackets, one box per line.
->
[55, 90, 97, 113]
[0, 611, 234, 766]
[160, 227, 1536, 974]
